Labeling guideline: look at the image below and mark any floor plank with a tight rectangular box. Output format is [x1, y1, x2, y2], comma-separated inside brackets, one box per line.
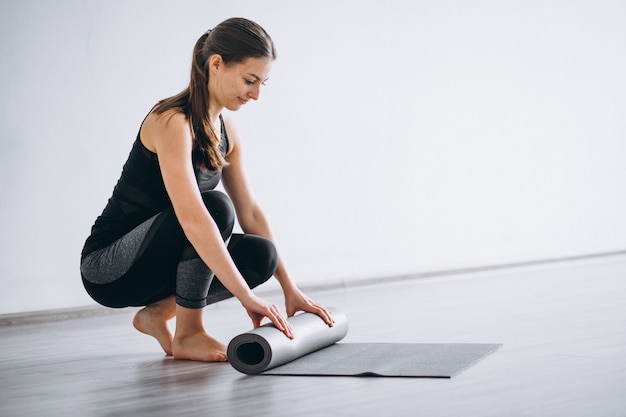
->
[1, 256, 626, 416]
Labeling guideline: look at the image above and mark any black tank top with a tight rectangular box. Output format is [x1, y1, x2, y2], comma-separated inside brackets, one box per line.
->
[81, 115, 229, 256]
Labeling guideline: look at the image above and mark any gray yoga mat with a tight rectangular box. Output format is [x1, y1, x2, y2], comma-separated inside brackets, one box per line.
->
[228, 308, 350, 374]
[227, 308, 501, 377]
[262, 342, 502, 377]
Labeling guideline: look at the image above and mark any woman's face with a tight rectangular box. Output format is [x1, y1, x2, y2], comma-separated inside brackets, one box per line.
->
[209, 56, 272, 111]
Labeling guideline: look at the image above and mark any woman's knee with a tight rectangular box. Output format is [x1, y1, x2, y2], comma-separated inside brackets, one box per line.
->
[230, 234, 278, 282]
[201, 190, 235, 238]
[204, 235, 277, 305]
[255, 237, 278, 279]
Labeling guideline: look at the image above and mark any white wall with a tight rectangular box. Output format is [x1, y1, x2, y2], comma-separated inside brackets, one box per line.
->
[1, 0, 625, 315]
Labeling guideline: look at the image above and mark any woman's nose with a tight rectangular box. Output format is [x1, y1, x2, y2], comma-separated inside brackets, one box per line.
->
[248, 85, 261, 100]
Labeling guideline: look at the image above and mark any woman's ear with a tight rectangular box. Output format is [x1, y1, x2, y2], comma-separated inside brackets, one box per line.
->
[208, 54, 223, 75]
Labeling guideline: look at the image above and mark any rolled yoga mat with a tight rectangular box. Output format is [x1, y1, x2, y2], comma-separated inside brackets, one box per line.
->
[227, 308, 502, 377]
[227, 307, 349, 374]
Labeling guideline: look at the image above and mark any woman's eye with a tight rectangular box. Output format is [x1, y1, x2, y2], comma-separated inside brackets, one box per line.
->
[245, 79, 256, 85]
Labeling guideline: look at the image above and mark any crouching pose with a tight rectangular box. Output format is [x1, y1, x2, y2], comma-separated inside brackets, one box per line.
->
[80, 17, 333, 361]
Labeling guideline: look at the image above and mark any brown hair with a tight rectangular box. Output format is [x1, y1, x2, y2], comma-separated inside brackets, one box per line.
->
[153, 18, 277, 170]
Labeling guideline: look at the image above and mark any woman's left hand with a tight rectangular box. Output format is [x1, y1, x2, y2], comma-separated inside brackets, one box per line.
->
[284, 287, 334, 327]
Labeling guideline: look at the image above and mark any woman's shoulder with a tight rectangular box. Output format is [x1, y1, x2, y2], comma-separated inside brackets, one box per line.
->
[147, 108, 188, 132]
[141, 109, 191, 153]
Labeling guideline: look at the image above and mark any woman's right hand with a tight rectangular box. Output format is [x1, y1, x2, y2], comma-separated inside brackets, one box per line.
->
[241, 293, 294, 339]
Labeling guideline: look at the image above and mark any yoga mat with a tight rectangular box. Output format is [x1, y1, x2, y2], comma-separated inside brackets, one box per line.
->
[227, 308, 349, 374]
[227, 308, 501, 377]
[262, 342, 502, 377]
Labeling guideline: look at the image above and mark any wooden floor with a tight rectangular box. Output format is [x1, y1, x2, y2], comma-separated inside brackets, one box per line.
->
[2, 255, 626, 417]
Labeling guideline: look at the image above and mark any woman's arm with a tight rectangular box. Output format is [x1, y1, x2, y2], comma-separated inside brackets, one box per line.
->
[141, 110, 293, 336]
[221, 116, 333, 326]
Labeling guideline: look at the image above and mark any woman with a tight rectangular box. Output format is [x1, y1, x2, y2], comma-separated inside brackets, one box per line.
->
[80, 17, 333, 362]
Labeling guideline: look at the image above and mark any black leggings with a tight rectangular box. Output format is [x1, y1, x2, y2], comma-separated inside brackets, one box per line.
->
[81, 191, 278, 309]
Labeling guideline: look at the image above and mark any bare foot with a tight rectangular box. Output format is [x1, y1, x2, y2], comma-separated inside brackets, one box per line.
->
[172, 332, 228, 362]
[133, 305, 174, 356]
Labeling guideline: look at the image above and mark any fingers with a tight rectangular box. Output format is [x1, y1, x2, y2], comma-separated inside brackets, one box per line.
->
[311, 303, 334, 327]
[267, 304, 293, 339]
[249, 303, 293, 339]
[292, 298, 335, 327]
[303, 300, 335, 327]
